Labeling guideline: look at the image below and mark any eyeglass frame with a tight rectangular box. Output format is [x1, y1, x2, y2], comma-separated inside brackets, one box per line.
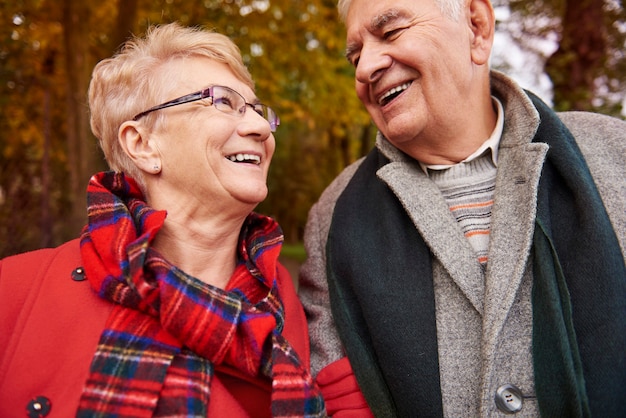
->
[131, 85, 280, 132]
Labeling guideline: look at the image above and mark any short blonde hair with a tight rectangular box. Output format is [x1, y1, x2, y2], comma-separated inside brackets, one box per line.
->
[88, 22, 253, 186]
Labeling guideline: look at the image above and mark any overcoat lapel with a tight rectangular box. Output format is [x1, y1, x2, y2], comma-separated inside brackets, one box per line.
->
[378, 160, 485, 314]
[481, 141, 547, 348]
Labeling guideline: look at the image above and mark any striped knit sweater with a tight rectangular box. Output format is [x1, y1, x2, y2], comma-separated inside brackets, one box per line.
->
[428, 153, 497, 268]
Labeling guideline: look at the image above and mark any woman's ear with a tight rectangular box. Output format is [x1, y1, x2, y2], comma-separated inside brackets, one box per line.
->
[468, 0, 495, 66]
[118, 121, 162, 174]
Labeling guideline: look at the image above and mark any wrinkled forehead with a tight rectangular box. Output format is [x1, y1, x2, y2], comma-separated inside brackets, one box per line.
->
[346, 0, 394, 29]
[344, 2, 412, 60]
[345, 0, 440, 32]
[346, 0, 417, 38]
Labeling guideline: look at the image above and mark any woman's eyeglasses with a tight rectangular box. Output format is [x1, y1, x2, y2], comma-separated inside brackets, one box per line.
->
[132, 85, 280, 132]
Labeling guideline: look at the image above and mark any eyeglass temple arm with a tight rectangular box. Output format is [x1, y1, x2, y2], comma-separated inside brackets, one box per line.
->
[132, 91, 207, 121]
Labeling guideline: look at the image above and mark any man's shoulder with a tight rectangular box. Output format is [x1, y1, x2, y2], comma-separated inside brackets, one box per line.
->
[558, 111, 626, 144]
[304, 157, 367, 247]
[316, 157, 366, 209]
[558, 111, 626, 252]
[557, 111, 626, 166]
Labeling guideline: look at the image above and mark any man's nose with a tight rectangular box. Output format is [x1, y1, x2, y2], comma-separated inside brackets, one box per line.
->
[355, 42, 392, 84]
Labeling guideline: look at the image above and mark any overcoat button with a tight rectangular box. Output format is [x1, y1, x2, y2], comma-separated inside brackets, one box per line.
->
[26, 396, 51, 417]
[494, 383, 523, 414]
[71, 266, 86, 281]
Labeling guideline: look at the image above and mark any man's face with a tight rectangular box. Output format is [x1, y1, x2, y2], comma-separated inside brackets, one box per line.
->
[344, 0, 480, 158]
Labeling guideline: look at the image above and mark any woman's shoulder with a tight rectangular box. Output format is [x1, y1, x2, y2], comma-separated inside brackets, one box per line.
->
[0, 239, 113, 416]
[1, 238, 81, 270]
[0, 238, 112, 327]
[0, 239, 83, 329]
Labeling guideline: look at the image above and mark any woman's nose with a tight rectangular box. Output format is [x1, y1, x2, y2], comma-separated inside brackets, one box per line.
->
[239, 109, 272, 141]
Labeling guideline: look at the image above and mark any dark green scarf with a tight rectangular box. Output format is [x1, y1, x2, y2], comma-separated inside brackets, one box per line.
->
[326, 93, 626, 417]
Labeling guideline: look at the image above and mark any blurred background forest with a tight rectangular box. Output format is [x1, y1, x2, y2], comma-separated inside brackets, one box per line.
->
[1, 0, 625, 258]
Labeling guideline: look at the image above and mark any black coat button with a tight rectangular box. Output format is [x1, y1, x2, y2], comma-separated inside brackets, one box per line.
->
[26, 396, 51, 417]
[71, 266, 86, 281]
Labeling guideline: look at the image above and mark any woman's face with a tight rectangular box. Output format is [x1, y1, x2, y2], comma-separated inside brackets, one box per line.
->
[146, 56, 276, 213]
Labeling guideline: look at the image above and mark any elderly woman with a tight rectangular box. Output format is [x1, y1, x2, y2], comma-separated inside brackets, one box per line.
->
[0, 23, 325, 417]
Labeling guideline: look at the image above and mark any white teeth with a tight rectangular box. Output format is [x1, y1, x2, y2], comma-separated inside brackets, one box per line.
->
[226, 153, 261, 164]
[378, 82, 412, 105]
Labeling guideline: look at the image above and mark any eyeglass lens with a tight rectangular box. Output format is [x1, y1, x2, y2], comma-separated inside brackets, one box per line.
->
[132, 85, 279, 132]
[212, 86, 279, 132]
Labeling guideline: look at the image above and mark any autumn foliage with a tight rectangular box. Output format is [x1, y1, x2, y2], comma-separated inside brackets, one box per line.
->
[1, 0, 624, 257]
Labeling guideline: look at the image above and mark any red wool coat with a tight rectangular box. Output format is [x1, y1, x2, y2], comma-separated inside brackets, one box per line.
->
[0, 239, 311, 418]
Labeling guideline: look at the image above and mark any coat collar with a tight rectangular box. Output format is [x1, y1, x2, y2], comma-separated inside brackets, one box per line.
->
[372, 71, 548, 317]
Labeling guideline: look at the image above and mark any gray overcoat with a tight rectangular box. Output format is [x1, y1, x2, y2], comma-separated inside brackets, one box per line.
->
[299, 70, 626, 417]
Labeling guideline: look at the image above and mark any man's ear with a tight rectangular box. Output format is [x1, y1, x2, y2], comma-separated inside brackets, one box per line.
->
[118, 121, 162, 174]
[468, 0, 495, 66]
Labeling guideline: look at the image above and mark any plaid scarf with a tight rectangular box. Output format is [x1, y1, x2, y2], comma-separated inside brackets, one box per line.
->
[77, 171, 325, 417]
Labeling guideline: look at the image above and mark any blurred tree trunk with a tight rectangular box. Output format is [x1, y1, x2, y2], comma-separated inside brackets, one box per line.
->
[41, 51, 55, 248]
[545, 0, 607, 111]
[61, 0, 138, 238]
[110, 0, 139, 55]
[63, 0, 94, 237]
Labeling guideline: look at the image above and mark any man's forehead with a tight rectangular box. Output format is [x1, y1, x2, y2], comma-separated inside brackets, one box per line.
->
[345, 6, 410, 59]
[347, 3, 414, 33]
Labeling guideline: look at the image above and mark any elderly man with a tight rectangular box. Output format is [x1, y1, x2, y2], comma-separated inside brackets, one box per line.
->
[300, 0, 626, 416]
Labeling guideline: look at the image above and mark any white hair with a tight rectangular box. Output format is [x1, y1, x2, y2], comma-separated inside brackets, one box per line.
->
[337, 0, 465, 22]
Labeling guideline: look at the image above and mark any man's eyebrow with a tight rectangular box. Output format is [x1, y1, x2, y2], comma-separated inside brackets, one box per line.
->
[345, 43, 359, 61]
[344, 9, 405, 61]
[371, 9, 401, 30]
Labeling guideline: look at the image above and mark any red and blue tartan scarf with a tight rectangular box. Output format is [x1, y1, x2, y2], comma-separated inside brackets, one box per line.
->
[77, 171, 326, 417]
